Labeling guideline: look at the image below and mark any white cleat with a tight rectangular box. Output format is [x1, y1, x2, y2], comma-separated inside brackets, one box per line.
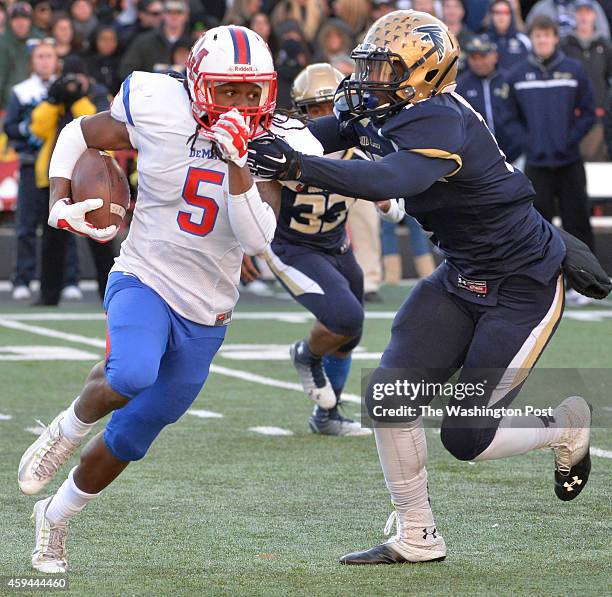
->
[60, 285, 83, 301]
[31, 497, 68, 574]
[290, 341, 337, 410]
[12, 285, 32, 302]
[340, 510, 446, 565]
[550, 396, 592, 501]
[18, 412, 80, 496]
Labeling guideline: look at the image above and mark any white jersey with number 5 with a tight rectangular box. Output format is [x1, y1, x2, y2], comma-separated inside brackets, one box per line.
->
[110, 71, 242, 326]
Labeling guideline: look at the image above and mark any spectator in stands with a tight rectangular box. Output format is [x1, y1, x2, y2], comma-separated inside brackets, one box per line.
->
[275, 22, 311, 109]
[442, 0, 475, 72]
[605, 87, 612, 153]
[86, 25, 122, 95]
[223, 0, 261, 28]
[526, 0, 610, 39]
[170, 38, 191, 72]
[0, 3, 42, 110]
[411, 0, 442, 18]
[30, 0, 53, 37]
[486, 0, 531, 71]
[507, 15, 596, 276]
[4, 40, 80, 302]
[444, 0, 475, 47]
[271, 0, 326, 44]
[29, 56, 116, 305]
[370, 0, 396, 24]
[381, 217, 436, 284]
[0, 2, 7, 36]
[334, 0, 371, 41]
[116, 0, 164, 51]
[348, 200, 383, 302]
[51, 12, 77, 59]
[119, 0, 191, 78]
[561, 0, 612, 160]
[330, 53, 355, 76]
[70, 0, 99, 53]
[313, 18, 353, 63]
[457, 36, 522, 162]
[248, 12, 277, 55]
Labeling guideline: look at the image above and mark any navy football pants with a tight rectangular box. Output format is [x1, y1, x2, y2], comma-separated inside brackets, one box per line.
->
[265, 241, 364, 351]
[367, 265, 564, 460]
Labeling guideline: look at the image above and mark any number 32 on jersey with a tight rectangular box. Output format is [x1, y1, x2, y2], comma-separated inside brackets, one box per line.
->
[177, 167, 225, 237]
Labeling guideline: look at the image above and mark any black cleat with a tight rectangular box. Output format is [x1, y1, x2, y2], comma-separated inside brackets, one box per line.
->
[551, 397, 592, 501]
[554, 450, 591, 501]
[340, 543, 445, 565]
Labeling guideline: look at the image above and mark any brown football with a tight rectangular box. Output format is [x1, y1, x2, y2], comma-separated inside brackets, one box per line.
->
[71, 149, 130, 229]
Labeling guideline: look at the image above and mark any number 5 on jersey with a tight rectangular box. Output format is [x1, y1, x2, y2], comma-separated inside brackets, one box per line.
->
[177, 167, 225, 236]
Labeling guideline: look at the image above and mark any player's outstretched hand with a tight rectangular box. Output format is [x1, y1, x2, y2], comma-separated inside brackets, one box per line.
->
[48, 198, 118, 243]
[205, 109, 250, 167]
[247, 133, 301, 181]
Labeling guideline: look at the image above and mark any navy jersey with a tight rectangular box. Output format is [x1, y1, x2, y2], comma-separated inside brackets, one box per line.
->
[303, 92, 566, 297]
[273, 149, 356, 252]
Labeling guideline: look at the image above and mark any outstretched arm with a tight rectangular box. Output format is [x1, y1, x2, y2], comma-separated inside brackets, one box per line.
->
[248, 134, 458, 201]
[298, 150, 457, 200]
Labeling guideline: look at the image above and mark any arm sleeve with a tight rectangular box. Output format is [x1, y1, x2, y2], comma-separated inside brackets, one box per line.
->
[298, 149, 457, 201]
[307, 115, 358, 154]
[227, 184, 277, 255]
[568, 66, 596, 147]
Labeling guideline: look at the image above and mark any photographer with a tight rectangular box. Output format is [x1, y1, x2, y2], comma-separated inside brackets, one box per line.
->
[29, 56, 116, 305]
[4, 39, 80, 302]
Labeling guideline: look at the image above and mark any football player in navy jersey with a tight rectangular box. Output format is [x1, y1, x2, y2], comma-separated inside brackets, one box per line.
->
[262, 63, 402, 436]
[248, 10, 610, 565]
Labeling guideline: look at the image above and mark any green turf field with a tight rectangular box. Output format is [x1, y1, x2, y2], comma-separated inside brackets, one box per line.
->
[1, 286, 611, 596]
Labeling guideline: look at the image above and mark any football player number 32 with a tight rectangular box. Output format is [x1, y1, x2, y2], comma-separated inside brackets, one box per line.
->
[177, 167, 225, 236]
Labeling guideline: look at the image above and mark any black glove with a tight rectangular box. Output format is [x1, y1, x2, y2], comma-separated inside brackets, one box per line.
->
[47, 74, 85, 107]
[247, 133, 301, 181]
[559, 229, 611, 299]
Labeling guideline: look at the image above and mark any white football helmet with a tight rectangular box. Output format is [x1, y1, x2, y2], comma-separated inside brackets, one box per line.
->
[186, 25, 277, 138]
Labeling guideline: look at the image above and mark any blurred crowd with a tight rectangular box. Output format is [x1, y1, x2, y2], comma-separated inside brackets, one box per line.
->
[0, 0, 610, 304]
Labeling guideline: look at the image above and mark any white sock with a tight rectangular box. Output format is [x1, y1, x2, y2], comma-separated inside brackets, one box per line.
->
[45, 467, 100, 525]
[475, 414, 565, 461]
[59, 397, 96, 443]
[374, 418, 435, 530]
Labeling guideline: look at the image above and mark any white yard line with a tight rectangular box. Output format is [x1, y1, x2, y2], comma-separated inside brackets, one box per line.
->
[590, 447, 612, 459]
[2, 308, 612, 322]
[187, 409, 223, 419]
[249, 426, 294, 436]
[0, 318, 106, 348]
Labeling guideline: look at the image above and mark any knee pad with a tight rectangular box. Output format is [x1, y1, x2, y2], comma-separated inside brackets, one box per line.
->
[105, 360, 159, 399]
[326, 301, 364, 339]
[440, 424, 497, 461]
[104, 411, 167, 462]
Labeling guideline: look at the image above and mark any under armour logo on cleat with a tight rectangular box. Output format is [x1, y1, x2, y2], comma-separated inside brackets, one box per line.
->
[563, 476, 583, 492]
[422, 528, 437, 540]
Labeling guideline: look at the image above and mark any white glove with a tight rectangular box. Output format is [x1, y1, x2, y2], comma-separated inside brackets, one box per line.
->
[376, 198, 406, 223]
[204, 109, 250, 167]
[48, 198, 118, 243]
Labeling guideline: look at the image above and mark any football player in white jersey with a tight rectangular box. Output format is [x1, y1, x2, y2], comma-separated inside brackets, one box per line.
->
[17, 26, 281, 573]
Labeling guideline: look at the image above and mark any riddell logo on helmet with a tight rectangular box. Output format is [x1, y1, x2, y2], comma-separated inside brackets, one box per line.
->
[231, 64, 256, 72]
